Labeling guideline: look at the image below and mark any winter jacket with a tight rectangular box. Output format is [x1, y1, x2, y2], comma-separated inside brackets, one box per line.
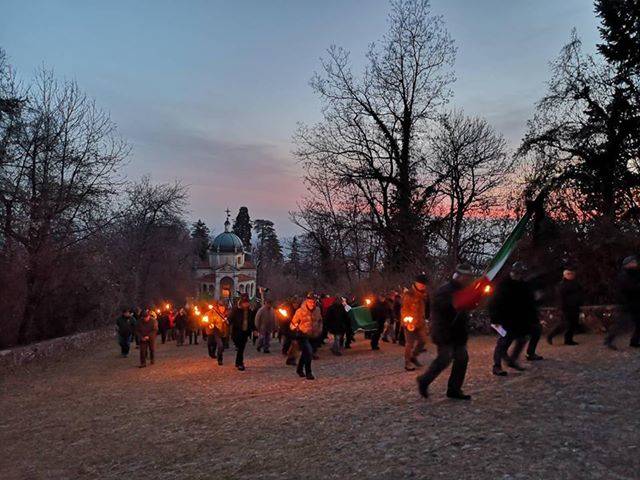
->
[615, 268, 640, 314]
[488, 277, 538, 337]
[255, 305, 276, 334]
[430, 280, 469, 346]
[158, 314, 170, 332]
[371, 300, 390, 329]
[228, 307, 255, 339]
[175, 312, 187, 330]
[136, 318, 158, 340]
[290, 305, 322, 338]
[324, 301, 349, 335]
[557, 279, 585, 317]
[116, 315, 132, 336]
[401, 286, 429, 330]
[204, 308, 229, 337]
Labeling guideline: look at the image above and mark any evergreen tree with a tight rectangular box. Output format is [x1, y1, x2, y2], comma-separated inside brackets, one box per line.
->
[287, 236, 301, 279]
[232, 206, 252, 250]
[253, 219, 283, 283]
[191, 219, 210, 261]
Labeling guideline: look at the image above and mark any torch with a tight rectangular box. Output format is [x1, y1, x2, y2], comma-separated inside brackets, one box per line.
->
[403, 316, 415, 332]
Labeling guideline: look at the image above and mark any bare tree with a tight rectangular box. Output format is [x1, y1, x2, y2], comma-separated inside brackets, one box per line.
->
[428, 109, 512, 269]
[294, 0, 455, 270]
[0, 66, 128, 343]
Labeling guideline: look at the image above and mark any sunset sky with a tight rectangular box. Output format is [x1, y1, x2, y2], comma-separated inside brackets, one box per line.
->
[1, 0, 600, 238]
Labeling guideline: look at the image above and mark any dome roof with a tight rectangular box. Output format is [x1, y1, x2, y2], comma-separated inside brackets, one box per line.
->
[212, 231, 244, 253]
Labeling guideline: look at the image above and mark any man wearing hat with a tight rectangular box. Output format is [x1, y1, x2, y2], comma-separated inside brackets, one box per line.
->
[547, 267, 584, 346]
[401, 273, 430, 371]
[605, 255, 640, 349]
[489, 261, 539, 376]
[417, 263, 475, 400]
[228, 294, 256, 371]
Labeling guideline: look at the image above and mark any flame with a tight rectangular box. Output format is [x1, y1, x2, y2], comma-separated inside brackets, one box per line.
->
[483, 284, 493, 295]
[155, 309, 161, 314]
[278, 308, 288, 318]
[165, 303, 171, 310]
[202, 315, 209, 323]
[208, 304, 214, 310]
[364, 298, 372, 306]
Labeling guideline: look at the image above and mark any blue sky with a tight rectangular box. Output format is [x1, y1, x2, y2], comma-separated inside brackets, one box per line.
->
[1, 0, 600, 238]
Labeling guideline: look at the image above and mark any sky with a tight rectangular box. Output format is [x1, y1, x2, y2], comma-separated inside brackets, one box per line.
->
[1, 0, 601, 238]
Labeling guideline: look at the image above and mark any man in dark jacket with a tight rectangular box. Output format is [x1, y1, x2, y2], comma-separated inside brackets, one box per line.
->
[228, 294, 256, 371]
[605, 255, 640, 349]
[547, 267, 584, 346]
[136, 310, 158, 368]
[158, 312, 170, 344]
[174, 308, 188, 346]
[490, 262, 538, 376]
[417, 264, 474, 400]
[370, 294, 390, 350]
[325, 297, 349, 356]
[116, 309, 133, 357]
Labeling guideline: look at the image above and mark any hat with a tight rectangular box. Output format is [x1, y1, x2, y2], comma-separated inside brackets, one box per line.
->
[455, 263, 474, 276]
[305, 292, 315, 300]
[511, 261, 528, 273]
[414, 273, 428, 284]
[622, 255, 637, 267]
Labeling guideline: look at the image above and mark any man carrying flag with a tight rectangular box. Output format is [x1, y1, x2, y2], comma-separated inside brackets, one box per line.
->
[417, 264, 475, 400]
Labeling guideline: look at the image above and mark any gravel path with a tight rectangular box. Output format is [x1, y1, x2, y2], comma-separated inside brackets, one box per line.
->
[1, 333, 639, 479]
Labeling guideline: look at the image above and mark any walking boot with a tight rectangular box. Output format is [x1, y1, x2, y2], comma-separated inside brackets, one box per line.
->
[446, 390, 471, 400]
[492, 365, 507, 376]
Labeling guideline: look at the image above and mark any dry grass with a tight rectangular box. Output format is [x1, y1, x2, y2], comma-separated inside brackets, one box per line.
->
[1, 332, 639, 479]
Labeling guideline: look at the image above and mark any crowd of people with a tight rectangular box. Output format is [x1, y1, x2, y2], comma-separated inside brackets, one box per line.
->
[115, 255, 640, 398]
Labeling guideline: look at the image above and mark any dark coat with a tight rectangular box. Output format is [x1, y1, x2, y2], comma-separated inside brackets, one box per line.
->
[175, 312, 187, 330]
[158, 314, 170, 332]
[136, 318, 157, 340]
[228, 307, 256, 340]
[116, 315, 132, 336]
[430, 280, 469, 346]
[615, 268, 640, 314]
[489, 277, 538, 337]
[557, 279, 584, 317]
[371, 300, 390, 329]
[324, 301, 349, 335]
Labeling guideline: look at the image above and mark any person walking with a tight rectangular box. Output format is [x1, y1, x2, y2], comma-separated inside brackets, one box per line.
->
[325, 297, 349, 356]
[158, 311, 170, 344]
[175, 308, 187, 346]
[228, 294, 256, 371]
[605, 255, 640, 349]
[401, 274, 430, 371]
[255, 299, 276, 354]
[547, 267, 585, 346]
[187, 308, 200, 345]
[205, 303, 229, 365]
[370, 294, 390, 351]
[489, 262, 538, 376]
[290, 293, 321, 380]
[417, 264, 474, 400]
[136, 310, 158, 368]
[115, 309, 133, 357]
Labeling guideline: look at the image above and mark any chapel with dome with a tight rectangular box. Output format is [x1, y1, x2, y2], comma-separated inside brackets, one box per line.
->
[194, 210, 257, 300]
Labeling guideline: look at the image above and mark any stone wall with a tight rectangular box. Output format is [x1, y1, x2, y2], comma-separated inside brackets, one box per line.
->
[467, 305, 619, 334]
[0, 326, 113, 370]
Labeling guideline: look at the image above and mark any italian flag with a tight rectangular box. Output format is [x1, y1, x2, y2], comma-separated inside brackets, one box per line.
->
[452, 194, 542, 311]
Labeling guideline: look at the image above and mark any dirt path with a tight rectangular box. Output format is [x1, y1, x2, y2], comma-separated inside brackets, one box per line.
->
[1, 333, 639, 479]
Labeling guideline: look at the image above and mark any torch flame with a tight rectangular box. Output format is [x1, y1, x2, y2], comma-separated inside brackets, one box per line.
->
[364, 298, 372, 306]
[483, 284, 493, 295]
[202, 315, 209, 323]
[278, 308, 288, 318]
